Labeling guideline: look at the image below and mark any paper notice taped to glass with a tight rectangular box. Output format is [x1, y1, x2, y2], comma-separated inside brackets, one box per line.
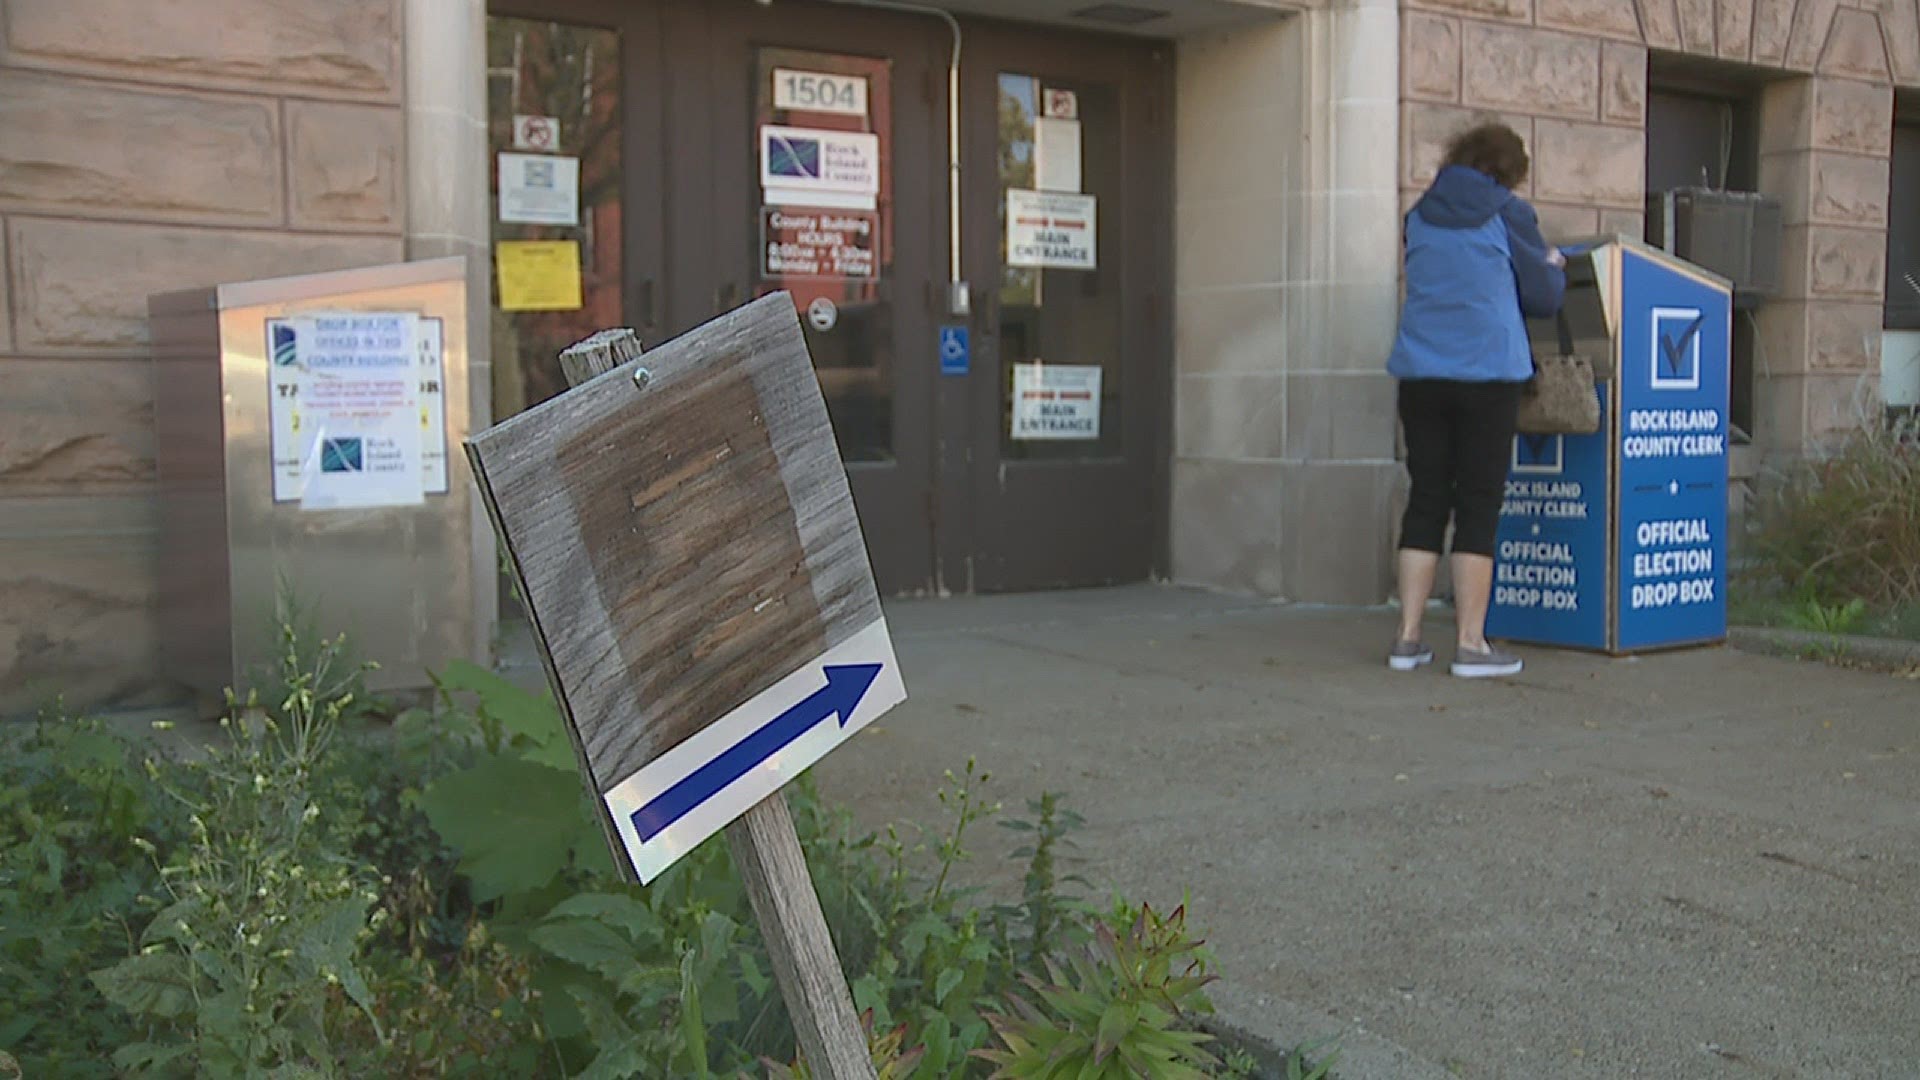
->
[266, 312, 425, 510]
[497, 240, 584, 312]
[1011, 363, 1102, 440]
[498, 151, 580, 226]
[417, 318, 449, 495]
[1035, 117, 1082, 193]
[1007, 190, 1096, 271]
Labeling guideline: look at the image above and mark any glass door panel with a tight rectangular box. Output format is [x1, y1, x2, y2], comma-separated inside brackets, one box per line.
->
[753, 48, 896, 464]
[486, 16, 624, 416]
[995, 73, 1125, 461]
[705, 0, 942, 593]
[964, 25, 1172, 592]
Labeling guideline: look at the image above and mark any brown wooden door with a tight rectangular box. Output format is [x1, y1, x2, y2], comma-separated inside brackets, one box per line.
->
[487, 0, 668, 408]
[489, 0, 943, 596]
[487, 2, 1171, 597]
[700, 1, 946, 596]
[957, 23, 1174, 591]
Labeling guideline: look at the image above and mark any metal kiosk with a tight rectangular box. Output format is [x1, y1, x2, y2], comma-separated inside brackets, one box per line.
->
[149, 258, 489, 712]
[1487, 237, 1734, 654]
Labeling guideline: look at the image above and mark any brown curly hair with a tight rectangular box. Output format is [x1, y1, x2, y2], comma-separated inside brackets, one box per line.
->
[1443, 123, 1530, 190]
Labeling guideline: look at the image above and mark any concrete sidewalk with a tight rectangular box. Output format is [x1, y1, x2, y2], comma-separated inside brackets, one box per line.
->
[810, 586, 1920, 1079]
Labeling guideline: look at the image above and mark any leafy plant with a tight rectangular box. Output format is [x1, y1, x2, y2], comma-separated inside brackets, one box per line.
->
[1783, 595, 1869, 636]
[410, 661, 1232, 1079]
[1744, 417, 1920, 613]
[0, 718, 184, 1077]
[10, 619, 1260, 1078]
[1284, 1036, 1342, 1080]
[998, 792, 1090, 968]
[411, 659, 799, 1074]
[91, 629, 384, 1077]
[839, 762, 1006, 1041]
[337, 897, 545, 1077]
[417, 660, 612, 905]
[759, 1009, 928, 1079]
[975, 904, 1224, 1079]
[394, 662, 1260, 1079]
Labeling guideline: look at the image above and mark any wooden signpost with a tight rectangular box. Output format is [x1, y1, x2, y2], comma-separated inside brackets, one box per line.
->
[465, 294, 902, 1079]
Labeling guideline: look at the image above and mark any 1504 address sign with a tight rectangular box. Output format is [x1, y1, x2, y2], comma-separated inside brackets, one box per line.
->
[773, 69, 868, 117]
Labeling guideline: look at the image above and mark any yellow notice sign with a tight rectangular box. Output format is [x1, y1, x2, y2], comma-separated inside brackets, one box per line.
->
[497, 240, 584, 312]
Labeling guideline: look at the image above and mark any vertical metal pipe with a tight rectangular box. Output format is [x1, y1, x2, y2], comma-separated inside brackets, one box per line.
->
[812, 0, 966, 312]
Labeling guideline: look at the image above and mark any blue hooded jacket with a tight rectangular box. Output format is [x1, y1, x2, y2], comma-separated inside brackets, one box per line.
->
[1386, 165, 1567, 383]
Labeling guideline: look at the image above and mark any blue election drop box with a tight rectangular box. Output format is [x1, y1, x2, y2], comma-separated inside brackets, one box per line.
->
[1488, 237, 1732, 654]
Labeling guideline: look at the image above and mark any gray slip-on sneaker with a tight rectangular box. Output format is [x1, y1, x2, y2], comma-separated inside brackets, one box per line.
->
[1451, 645, 1523, 678]
[1388, 639, 1435, 672]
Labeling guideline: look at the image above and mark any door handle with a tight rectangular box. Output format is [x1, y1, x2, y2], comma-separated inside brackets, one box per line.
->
[637, 278, 658, 333]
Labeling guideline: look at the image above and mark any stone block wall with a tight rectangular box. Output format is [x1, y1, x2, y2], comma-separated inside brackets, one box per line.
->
[1173, 2, 1407, 604]
[0, 0, 407, 714]
[1400, 0, 1920, 457]
[1403, 5, 1651, 241]
[1754, 75, 1897, 449]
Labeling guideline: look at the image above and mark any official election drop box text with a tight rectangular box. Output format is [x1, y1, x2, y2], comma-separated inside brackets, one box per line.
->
[1487, 238, 1733, 655]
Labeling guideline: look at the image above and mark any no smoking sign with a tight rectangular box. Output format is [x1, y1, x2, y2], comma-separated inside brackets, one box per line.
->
[512, 114, 561, 152]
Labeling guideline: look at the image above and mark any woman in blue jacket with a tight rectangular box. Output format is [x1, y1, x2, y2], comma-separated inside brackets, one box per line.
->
[1387, 123, 1566, 678]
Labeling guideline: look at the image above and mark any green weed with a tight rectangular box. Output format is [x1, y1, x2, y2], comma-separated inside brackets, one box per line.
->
[974, 903, 1224, 1079]
[1742, 417, 1920, 616]
[8, 627, 1281, 1079]
[90, 629, 383, 1077]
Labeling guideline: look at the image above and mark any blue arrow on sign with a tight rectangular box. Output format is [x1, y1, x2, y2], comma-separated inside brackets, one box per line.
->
[630, 663, 884, 842]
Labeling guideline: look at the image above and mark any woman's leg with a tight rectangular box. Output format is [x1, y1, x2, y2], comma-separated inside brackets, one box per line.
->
[1451, 553, 1496, 651]
[1447, 381, 1523, 651]
[1398, 551, 1442, 643]
[1395, 380, 1452, 643]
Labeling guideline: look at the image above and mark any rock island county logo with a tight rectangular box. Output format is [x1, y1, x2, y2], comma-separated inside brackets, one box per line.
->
[1651, 307, 1705, 391]
[320, 437, 364, 474]
[766, 132, 823, 180]
[271, 323, 299, 367]
[1511, 433, 1565, 475]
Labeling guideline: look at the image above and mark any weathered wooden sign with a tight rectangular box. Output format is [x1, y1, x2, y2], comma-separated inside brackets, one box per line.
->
[465, 293, 907, 886]
[468, 297, 898, 1077]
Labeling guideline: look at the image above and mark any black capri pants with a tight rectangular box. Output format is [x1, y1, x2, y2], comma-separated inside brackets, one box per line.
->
[1397, 378, 1524, 558]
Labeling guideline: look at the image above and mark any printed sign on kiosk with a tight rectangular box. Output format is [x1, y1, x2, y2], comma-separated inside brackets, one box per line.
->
[1613, 253, 1730, 651]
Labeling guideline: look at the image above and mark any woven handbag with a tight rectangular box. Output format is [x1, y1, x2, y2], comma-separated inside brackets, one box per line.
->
[1516, 312, 1602, 436]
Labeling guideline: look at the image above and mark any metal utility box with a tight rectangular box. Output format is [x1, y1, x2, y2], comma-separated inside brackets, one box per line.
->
[1490, 237, 1733, 654]
[150, 258, 490, 711]
[1646, 188, 1782, 305]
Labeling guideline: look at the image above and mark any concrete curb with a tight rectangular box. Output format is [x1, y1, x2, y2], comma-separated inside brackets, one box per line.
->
[1207, 981, 1460, 1080]
[1728, 625, 1920, 671]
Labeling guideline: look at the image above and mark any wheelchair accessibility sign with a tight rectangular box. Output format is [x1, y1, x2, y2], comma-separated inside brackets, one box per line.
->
[939, 325, 970, 376]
